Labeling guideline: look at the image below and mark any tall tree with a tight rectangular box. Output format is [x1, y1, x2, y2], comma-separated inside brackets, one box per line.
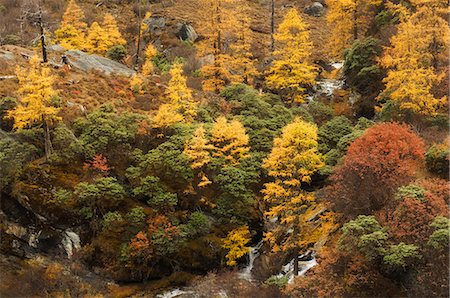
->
[197, 0, 235, 92]
[102, 13, 126, 50]
[8, 56, 61, 158]
[326, 0, 381, 58]
[54, 0, 87, 50]
[228, 1, 258, 85]
[210, 116, 250, 165]
[141, 43, 157, 75]
[379, 7, 447, 115]
[262, 118, 334, 275]
[266, 8, 316, 103]
[165, 61, 197, 122]
[85, 22, 109, 54]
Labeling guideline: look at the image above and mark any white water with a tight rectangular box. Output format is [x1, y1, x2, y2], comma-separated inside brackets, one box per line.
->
[156, 289, 196, 298]
[276, 252, 318, 284]
[61, 230, 81, 258]
[307, 61, 345, 102]
[239, 240, 264, 281]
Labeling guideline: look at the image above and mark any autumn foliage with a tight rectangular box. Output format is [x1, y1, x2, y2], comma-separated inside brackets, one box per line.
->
[327, 122, 425, 216]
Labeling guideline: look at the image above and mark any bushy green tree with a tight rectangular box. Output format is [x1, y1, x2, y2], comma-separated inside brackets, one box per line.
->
[318, 116, 353, 153]
[132, 176, 178, 210]
[74, 177, 125, 219]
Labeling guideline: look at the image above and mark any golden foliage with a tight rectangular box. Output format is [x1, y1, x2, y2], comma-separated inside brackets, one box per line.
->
[54, 0, 86, 50]
[184, 125, 211, 169]
[210, 116, 250, 164]
[141, 44, 157, 75]
[266, 8, 316, 103]
[152, 104, 184, 129]
[262, 118, 333, 252]
[8, 56, 60, 129]
[379, 0, 448, 115]
[102, 13, 126, 48]
[85, 22, 109, 54]
[166, 61, 198, 122]
[222, 225, 251, 266]
[327, 0, 382, 58]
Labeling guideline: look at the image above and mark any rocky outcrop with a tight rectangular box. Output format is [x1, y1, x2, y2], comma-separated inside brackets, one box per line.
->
[65, 50, 136, 76]
[304, 2, 326, 17]
[174, 23, 198, 43]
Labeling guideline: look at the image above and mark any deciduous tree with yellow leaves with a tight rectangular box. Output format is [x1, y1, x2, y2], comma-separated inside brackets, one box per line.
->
[8, 56, 61, 158]
[262, 118, 335, 275]
[327, 0, 381, 58]
[378, 0, 448, 115]
[197, 0, 235, 92]
[222, 225, 251, 266]
[102, 13, 126, 49]
[54, 0, 87, 50]
[210, 116, 250, 165]
[141, 43, 157, 75]
[165, 61, 198, 122]
[85, 22, 109, 54]
[266, 8, 317, 103]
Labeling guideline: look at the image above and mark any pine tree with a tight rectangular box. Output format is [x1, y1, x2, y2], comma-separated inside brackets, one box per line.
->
[379, 5, 447, 115]
[54, 0, 87, 50]
[85, 22, 109, 54]
[262, 118, 335, 275]
[327, 0, 381, 58]
[266, 8, 317, 103]
[166, 61, 197, 122]
[210, 116, 250, 164]
[141, 43, 157, 75]
[102, 13, 126, 50]
[8, 56, 61, 157]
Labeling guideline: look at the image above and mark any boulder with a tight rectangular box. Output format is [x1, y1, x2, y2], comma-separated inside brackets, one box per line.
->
[175, 23, 198, 43]
[65, 50, 136, 76]
[304, 2, 325, 17]
[143, 16, 167, 36]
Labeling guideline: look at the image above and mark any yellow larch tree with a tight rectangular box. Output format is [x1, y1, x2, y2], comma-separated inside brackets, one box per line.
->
[184, 125, 213, 188]
[8, 56, 61, 158]
[222, 225, 251, 266]
[151, 104, 184, 129]
[262, 118, 335, 275]
[326, 0, 382, 58]
[196, 0, 235, 93]
[227, 0, 258, 85]
[102, 13, 127, 50]
[210, 116, 250, 165]
[141, 43, 157, 75]
[378, 2, 448, 115]
[166, 61, 198, 122]
[266, 8, 317, 103]
[85, 22, 109, 54]
[54, 0, 87, 50]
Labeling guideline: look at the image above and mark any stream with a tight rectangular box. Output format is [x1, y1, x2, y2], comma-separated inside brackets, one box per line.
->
[156, 62, 343, 298]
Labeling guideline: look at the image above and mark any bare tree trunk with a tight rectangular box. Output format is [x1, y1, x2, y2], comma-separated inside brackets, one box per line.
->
[270, 0, 275, 52]
[293, 248, 299, 276]
[135, 0, 142, 69]
[353, 8, 358, 40]
[43, 118, 53, 159]
[38, 7, 47, 63]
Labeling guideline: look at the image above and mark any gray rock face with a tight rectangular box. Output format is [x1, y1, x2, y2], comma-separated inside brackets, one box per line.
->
[175, 23, 198, 42]
[65, 50, 136, 76]
[304, 2, 325, 16]
[143, 16, 167, 35]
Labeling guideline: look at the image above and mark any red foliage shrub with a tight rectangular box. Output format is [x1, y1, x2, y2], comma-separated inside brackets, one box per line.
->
[380, 179, 449, 244]
[327, 122, 426, 217]
[83, 154, 110, 174]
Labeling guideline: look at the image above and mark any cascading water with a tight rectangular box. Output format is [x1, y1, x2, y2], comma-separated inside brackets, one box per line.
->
[308, 61, 345, 102]
[239, 240, 264, 281]
[156, 288, 195, 298]
[275, 251, 318, 284]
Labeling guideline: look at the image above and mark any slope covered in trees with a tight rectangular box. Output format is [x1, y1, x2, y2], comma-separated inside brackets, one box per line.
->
[0, 0, 448, 297]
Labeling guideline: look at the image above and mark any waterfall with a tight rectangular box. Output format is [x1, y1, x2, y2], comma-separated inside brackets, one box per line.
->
[239, 240, 264, 281]
[275, 252, 318, 284]
[156, 289, 195, 298]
